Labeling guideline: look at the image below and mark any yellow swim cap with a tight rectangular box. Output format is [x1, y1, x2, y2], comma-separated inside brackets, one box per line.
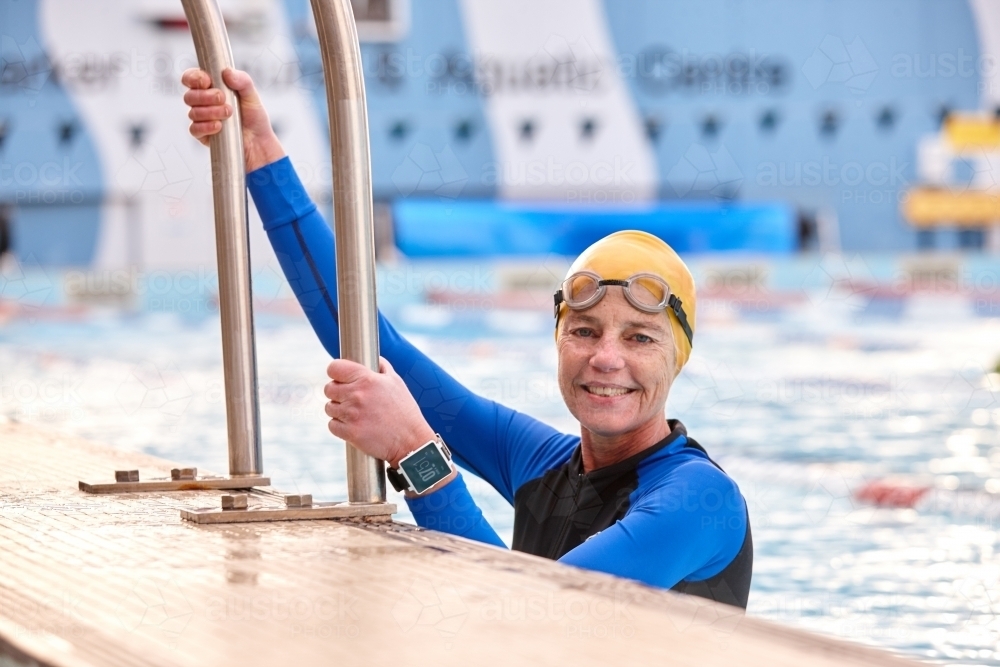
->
[555, 230, 696, 375]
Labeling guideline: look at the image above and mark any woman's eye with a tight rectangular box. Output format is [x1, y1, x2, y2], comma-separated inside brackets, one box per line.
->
[574, 328, 594, 338]
[633, 333, 653, 344]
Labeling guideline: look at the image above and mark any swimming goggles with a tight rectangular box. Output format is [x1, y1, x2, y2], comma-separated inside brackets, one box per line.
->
[553, 270, 694, 346]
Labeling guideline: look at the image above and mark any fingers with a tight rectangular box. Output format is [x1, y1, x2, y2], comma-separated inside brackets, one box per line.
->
[183, 67, 258, 104]
[188, 104, 231, 123]
[326, 358, 370, 383]
[182, 70, 230, 144]
[323, 377, 348, 401]
[180, 68, 211, 90]
[324, 398, 352, 420]
[324, 357, 372, 408]
[222, 68, 263, 107]
[326, 415, 354, 442]
[185, 103, 228, 142]
[189, 120, 222, 143]
[183, 87, 225, 108]
[324, 359, 378, 439]
[325, 407, 353, 441]
[324, 395, 361, 442]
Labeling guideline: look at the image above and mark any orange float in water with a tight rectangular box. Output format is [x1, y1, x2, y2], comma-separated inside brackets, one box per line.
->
[854, 479, 932, 509]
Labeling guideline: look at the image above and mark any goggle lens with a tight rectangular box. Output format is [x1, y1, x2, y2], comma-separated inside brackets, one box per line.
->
[628, 275, 668, 309]
[564, 273, 601, 306]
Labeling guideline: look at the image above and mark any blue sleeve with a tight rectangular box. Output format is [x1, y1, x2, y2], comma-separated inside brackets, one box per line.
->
[557, 461, 748, 588]
[405, 473, 507, 547]
[246, 157, 577, 504]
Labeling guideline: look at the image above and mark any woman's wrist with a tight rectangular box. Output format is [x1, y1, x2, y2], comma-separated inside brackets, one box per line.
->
[246, 133, 286, 173]
[388, 426, 438, 469]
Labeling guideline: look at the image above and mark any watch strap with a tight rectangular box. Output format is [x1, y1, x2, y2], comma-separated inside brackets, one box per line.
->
[386, 465, 409, 492]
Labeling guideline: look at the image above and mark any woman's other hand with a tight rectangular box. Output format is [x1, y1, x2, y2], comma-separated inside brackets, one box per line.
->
[180, 67, 286, 173]
[325, 357, 438, 469]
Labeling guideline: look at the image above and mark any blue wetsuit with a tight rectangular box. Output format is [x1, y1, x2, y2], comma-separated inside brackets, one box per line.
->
[248, 157, 753, 608]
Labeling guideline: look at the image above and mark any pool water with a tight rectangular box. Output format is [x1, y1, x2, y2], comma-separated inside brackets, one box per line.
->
[2, 256, 1000, 665]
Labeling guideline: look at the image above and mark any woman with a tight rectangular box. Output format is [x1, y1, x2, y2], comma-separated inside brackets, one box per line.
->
[182, 68, 752, 608]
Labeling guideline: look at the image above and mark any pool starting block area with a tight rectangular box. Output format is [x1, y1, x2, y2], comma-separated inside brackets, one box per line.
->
[0, 420, 921, 667]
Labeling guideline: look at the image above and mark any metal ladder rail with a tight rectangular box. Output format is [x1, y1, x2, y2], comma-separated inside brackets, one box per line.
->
[181, 0, 397, 521]
[80, 0, 270, 494]
[82, 0, 395, 524]
[180, 0, 263, 480]
[310, 0, 386, 505]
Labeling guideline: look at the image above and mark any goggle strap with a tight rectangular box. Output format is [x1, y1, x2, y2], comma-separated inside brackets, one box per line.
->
[553, 290, 564, 318]
[668, 294, 694, 347]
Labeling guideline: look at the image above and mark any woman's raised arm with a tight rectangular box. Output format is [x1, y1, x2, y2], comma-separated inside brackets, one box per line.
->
[181, 69, 576, 506]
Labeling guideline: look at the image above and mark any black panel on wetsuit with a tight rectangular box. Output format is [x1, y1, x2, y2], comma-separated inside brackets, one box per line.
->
[512, 423, 752, 609]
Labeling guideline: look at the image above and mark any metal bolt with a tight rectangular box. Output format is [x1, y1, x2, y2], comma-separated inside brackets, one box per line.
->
[221, 494, 248, 510]
[115, 470, 139, 483]
[171, 467, 198, 481]
[284, 494, 313, 508]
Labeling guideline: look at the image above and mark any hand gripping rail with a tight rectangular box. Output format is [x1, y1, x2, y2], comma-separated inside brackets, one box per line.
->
[83, 0, 393, 522]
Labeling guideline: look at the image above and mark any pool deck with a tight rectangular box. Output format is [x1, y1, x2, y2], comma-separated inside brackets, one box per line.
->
[0, 421, 924, 667]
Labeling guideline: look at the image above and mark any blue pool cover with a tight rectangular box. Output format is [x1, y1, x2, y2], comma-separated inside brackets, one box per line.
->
[393, 200, 796, 257]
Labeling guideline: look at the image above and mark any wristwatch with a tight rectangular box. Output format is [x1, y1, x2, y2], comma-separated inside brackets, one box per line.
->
[386, 434, 455, 495]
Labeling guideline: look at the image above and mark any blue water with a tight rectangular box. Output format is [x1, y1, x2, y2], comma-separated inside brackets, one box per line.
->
[2, 257, 1000, 664]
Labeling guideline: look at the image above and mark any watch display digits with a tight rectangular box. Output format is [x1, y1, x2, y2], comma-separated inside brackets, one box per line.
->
[387, 435, 454, 495]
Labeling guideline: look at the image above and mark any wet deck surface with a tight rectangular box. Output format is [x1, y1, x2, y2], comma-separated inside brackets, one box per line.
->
[0, 421, 923, 667]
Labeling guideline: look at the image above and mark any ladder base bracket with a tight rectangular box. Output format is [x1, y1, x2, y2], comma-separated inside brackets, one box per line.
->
[181, 500, 396, 524]
[79, 475, 271, 494]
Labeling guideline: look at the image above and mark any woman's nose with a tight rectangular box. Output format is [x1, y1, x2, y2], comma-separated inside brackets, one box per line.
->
[589, 336, 626, 372]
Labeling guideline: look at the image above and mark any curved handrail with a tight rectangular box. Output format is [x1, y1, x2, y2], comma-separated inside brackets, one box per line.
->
[180, 0, 263, 477]
[310, 0, 385, 504]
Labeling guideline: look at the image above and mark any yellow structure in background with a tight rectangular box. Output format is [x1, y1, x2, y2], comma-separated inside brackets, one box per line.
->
[943, 114, 1000, 150]
[902, 113, 1000, 232]
[904, 189, 1000, 227]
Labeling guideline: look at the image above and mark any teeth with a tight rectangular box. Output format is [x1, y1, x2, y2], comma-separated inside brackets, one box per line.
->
[585, 386, 630, 397]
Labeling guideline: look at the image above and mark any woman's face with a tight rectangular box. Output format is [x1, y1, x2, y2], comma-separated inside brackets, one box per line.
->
[556, 287, 677, 440]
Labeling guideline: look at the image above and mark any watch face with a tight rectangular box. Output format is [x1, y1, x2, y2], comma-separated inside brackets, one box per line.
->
[400, 444, 451, 494]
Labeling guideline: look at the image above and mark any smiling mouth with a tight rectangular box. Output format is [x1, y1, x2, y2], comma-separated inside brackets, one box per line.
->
[583, 385, 634, 397]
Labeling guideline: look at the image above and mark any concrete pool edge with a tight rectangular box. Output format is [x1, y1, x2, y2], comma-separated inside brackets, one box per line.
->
[0, 421, 924, 667]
